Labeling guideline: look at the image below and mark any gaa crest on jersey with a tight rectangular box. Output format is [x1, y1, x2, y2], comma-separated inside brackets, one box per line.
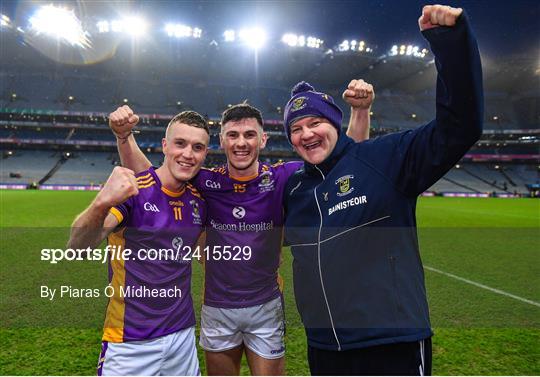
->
[190, 199, 202, 224]
[144, 202, 160, 212]
[205, 180, 221, 189]
[291, 97, 307, 112]
[336, 174, 354, 197]
[258, 171, 275, 193]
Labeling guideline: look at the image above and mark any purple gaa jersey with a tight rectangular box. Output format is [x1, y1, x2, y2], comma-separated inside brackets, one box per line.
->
[104, 167, 206, 342]
[192, 161, 302, 308]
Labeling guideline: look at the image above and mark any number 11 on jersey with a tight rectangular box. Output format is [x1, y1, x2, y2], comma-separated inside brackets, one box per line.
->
[173, 207, 182, 221]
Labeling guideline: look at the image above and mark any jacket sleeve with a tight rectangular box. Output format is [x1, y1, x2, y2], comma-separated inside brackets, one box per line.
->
[392, 11, 484, 196]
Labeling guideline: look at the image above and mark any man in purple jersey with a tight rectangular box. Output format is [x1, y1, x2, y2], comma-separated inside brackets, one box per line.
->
[110, 79, 374, 375]
[68, 111, 209, 376]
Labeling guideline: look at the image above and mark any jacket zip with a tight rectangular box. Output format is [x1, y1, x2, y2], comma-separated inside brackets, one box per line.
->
[314, 165, 341, 351]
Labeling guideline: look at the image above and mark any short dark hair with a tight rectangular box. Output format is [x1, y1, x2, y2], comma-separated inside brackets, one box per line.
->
[168, 111, 209, 136]
[221, 103, 264, 130]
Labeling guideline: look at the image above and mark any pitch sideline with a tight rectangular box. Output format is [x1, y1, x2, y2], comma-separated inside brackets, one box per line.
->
[424, 265, 540, 308]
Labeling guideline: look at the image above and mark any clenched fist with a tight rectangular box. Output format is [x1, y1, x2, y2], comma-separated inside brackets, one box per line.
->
[342, 79, 374, 110]
[419, 4, 463, 31]
[109, 105, 139, 139]
[96, 166, 139, 208]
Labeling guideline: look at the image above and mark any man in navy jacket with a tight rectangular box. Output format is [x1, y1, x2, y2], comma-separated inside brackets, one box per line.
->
[282, 5, 483, 375]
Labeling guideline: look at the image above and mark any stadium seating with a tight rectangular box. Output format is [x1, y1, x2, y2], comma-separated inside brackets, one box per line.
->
[0, 27, 537, 196]
[1, 151, 61, 184]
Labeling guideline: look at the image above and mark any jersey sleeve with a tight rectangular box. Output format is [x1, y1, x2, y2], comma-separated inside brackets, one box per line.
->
[282, 161, 303, 179]
[109, 196, 134, 227]
[190, 168, 218, 194]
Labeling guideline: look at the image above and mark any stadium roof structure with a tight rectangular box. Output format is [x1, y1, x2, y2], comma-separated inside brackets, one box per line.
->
[1, 23, 539, 95]
[0, 1, 538, 128]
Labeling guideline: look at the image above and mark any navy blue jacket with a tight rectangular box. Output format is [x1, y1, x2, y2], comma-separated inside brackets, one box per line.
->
[283, 13, 483, 351]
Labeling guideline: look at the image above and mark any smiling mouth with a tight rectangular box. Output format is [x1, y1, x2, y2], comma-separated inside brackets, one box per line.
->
[303, 141, 321, 151]
[177, 161, 194, 168]
[233, 151, 250, 157]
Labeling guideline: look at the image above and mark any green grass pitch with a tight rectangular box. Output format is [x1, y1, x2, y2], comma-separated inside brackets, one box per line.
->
[0, 190, 539, 375]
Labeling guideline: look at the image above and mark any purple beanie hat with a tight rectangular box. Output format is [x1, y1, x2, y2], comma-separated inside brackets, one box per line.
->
[283, 81, 343, 142]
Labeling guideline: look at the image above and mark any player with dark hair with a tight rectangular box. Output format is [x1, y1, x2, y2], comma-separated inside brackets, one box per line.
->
[68, 109, 210, 375]
[282, 5, 483, 375]
[110, 80, 374, 375]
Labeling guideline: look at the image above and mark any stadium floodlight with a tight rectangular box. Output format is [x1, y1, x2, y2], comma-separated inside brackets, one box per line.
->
[406, 45, 413, 55]
[306, 36, 323, 49]
[224, 29, 235, 42]
[97, 21, 109, 33]
[122, 16, 148, 37]
[339, 39, 369, 52]
[165, 23, 202, 39]
[412, 46, 427, 58]
[283, 33, 322, 48]
[102, 16, 148, 37]
[338, 40, 350, 52]
[282, 33, 298, 46]
[1, 14, 10, 27]
[239, 27, 267, 49]
[392, 44, 427, 58]
[399, 45, 406, 55]
[28, 4, 90, 48]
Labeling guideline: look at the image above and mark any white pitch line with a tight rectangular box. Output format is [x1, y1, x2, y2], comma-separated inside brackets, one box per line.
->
[424, 265, 540, 308]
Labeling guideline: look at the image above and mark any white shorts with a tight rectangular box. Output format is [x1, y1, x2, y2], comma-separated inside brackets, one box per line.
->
[199, 295, 285, 359]
[97, 327, 200, 376]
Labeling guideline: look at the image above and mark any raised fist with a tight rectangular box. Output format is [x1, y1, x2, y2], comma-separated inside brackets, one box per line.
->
[342, 79, 374, 110]
[96, 166, 139, 208]
[419, 4, 463, 31]
[109, 105, 139, 139]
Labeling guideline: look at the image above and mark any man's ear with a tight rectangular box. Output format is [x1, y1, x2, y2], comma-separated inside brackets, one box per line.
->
[162, 137, 167, 155]
[259, 132, 268, 150]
